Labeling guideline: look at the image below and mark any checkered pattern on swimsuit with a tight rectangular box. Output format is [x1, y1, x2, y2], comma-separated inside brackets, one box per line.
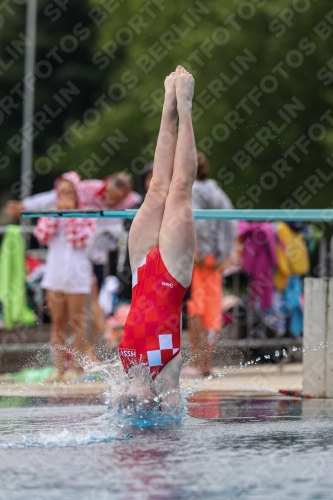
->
[119, 247, 188, 378]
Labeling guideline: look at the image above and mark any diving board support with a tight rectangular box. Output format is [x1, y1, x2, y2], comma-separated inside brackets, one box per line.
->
[303, 278, 333, 398]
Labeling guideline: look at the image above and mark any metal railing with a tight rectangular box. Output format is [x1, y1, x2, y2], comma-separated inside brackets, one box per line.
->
[0, 224, 333, 338]
[21, 208, 333, 220]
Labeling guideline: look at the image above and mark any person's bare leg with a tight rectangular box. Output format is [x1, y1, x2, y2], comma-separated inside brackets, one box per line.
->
[188, 315, 205, 370]
[87, 282, 105, 361]
[201, 330, 218, 374]
[128, 72, 177, 272]
[123, 72, 178, 406]
[46, 290, 68, 379]
[91, 282, 105, 341]
[67, 293, 89, 375]
[155, 66, 197, 405]
[159, 66, 196, 287]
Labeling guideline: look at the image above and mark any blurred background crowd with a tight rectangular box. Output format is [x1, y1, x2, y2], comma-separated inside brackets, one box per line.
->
[0, 154, 320, 379]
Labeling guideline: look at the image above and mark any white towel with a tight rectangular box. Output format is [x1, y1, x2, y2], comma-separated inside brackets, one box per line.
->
[98, 276, 120, 316]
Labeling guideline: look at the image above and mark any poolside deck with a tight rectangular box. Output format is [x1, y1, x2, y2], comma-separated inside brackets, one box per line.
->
[0, 363, 302, 399]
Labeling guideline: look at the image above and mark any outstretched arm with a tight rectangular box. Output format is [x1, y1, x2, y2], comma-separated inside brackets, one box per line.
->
[4, 190, 57, 218]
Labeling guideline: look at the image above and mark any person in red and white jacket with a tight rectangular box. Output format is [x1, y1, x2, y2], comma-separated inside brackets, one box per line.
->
[34, 172, 95, 381]
[4, 172, 142, 345]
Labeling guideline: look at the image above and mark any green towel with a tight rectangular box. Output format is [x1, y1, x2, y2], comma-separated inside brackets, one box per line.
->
[5, 366, 56, 383]
[0, 225, 36, 329]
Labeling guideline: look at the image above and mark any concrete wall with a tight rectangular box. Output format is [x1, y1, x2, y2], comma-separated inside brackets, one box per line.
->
[303, 278, 333, 398]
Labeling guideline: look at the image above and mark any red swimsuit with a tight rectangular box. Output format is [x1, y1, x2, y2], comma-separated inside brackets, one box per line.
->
[118, 247, 188, 379]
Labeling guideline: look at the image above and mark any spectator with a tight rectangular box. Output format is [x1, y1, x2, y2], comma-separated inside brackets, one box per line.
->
[4, 172, 141, 348]
[182, 152, 237, 377]
[4, 172, 141, 217]
[116, 162, 153, 302]
[34, 172, 95, 381]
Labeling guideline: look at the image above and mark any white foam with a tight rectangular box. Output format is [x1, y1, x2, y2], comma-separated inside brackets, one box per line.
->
[0, 428, 116, 449]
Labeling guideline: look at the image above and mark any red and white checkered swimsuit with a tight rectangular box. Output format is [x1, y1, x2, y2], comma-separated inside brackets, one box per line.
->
[118, 247, 188, 379]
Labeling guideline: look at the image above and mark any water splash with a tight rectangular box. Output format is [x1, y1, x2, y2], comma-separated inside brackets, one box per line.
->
[0, 428, 117, 449]
[6, 335, 330, 449]
[81, 354, 187, 433]
[0, 353, 194, 449]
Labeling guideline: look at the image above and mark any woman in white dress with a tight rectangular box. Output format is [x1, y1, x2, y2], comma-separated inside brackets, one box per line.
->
[34, 172, 95, 380]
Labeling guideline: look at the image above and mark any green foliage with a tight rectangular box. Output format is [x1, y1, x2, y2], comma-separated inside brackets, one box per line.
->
[55, 0, 333, 209]
[0, 0, 105, 200]
[1, 0, 333, 209]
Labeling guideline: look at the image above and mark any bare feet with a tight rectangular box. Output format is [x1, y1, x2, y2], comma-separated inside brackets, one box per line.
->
[163, 71, 177, 117]
[174, 65, 194, 114]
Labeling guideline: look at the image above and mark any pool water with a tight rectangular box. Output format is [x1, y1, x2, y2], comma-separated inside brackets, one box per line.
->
[1, 393, 333, 500]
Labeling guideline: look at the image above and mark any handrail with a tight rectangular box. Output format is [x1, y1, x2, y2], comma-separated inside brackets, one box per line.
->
[21, 208, 333, 221]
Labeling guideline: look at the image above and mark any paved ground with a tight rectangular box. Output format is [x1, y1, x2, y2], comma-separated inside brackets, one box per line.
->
[184, 363, 302, 392]
[0, 363, 302, 398]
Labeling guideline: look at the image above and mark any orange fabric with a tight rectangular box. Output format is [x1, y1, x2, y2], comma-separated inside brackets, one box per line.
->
[187, 256, 222, 331]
